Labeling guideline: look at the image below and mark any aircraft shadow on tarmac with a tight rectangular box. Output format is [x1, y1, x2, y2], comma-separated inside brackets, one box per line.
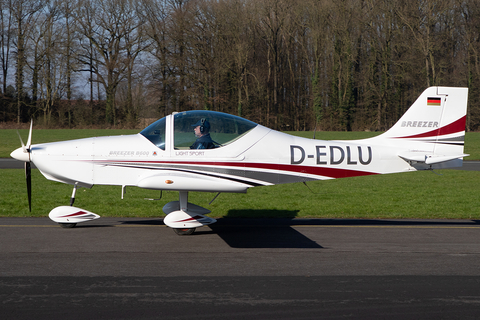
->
[207, 224, 323, 249]
[202, 209, 321, 249]
[118, 210, 323, 249]
[118, 213, 480, 249]
[206, 216, 480, 249]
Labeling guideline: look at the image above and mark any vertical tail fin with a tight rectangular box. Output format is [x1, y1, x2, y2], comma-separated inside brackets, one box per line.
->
[377, 87, 468, 166]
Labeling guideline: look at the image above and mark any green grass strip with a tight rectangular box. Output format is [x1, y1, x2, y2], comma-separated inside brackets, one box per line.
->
[1, 169, 478, 219]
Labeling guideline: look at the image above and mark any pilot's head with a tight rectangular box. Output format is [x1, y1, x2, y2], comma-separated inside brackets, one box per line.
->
[192, 118, 210, 136]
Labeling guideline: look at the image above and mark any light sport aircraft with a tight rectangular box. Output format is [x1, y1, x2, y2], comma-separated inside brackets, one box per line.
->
[11, 86, 468, 235]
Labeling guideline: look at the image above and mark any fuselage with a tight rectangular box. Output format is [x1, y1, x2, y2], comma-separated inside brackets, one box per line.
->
[13, 94, 467, 194]
[27, 125, 414, 193]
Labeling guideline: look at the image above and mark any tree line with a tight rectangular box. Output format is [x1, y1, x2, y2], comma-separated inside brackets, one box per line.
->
[1, 0, 480, 131]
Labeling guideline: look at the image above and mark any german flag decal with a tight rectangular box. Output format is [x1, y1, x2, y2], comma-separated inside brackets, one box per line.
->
[427, 97, 441, 106]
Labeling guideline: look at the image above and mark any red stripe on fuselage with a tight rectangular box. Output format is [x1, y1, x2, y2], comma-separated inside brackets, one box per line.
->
[241, 162, 377, 179]
[101, 160, 378, 179]
[395, 116, 466, 139]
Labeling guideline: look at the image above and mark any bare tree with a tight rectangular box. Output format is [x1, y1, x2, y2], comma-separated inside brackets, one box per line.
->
[212, 0, 257, 117]
[76, 0, 143, 125]
[1, 0, 476, 131]
[0, 0, 14, 95]
[299, 0, 331, 131]
[396, 0, 452, 87]
[458, 0, 480, 131]
[140, 0, 171, 117]
[27, 1, 59, 122]
[11, 0, 44, 122]
[254, 0, 295, 129]
[59, 0, 78, 102]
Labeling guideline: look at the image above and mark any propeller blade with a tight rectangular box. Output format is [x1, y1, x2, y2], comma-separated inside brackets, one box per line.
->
[25, 162, 32, 212]
[16, 130, 26, 153]
[15, 121, 34, 211]
[26, 119, 33, 149]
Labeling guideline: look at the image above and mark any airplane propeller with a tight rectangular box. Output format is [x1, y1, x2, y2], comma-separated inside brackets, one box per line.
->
[25, 161, 32, 212]
[12, 120, 33, 212]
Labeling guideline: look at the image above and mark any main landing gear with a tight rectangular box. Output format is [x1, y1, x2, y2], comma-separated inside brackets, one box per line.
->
[50, 186, 214, 235]
[163, 191, 216, 236]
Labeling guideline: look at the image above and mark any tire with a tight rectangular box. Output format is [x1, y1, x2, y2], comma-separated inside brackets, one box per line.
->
[59, 223, 77, 228]
[173, 228, 195, 235]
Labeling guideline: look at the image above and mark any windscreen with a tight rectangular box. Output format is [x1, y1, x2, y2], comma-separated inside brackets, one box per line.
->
[140, 117, 166, 150]
[173, 110, 257, 149]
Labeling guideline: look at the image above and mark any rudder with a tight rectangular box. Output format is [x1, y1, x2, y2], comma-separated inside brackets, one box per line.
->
[377, 86, 468, 166]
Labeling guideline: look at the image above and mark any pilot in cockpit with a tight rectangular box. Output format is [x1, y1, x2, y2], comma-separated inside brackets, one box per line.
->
[190, 118, 216, 149]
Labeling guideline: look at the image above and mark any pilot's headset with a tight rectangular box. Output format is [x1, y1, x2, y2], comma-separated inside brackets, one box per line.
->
[199, 118, 210, 133]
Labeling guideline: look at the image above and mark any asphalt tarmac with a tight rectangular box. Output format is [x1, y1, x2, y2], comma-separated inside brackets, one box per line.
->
[1, 217, 480, 319]
[2, 159, 480, 319]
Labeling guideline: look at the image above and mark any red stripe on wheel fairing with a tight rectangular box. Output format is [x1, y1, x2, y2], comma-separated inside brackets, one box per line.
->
[176, 215, 204, 223]
[58, 211, 87, 218]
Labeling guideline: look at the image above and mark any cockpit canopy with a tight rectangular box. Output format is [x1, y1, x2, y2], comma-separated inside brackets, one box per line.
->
[140, 110, 258, 150]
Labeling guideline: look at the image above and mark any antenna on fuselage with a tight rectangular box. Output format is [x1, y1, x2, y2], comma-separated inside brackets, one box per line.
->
[209, 192, 221, 205]
[302, 181, 323, 195]
[145, 190, 163, 201]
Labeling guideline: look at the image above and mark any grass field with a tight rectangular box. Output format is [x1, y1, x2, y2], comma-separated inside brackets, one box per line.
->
[1, 168, 479, 219]
[1, 128, 479, 219]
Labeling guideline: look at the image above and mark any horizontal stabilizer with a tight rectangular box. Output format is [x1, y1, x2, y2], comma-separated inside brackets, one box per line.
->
[425, 154, 469, 165]
[399, 152, 469, 164]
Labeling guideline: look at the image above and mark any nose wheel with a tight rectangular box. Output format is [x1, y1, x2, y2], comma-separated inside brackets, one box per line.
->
[60, 223, 77, 228]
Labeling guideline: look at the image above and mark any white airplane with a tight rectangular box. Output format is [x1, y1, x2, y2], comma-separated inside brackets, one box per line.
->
[11, 86, 469, 235]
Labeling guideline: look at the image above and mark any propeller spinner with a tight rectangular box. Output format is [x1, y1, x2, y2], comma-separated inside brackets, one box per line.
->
[10, 120, 33, 211]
